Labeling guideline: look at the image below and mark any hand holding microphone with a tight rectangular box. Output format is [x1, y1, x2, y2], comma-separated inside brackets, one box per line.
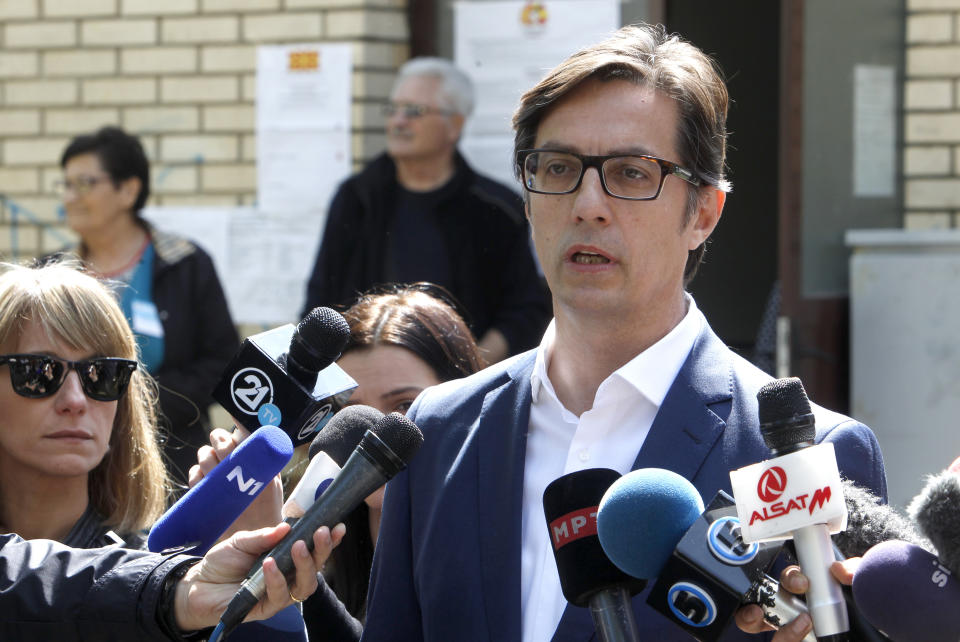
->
[215, 411, 424, 639]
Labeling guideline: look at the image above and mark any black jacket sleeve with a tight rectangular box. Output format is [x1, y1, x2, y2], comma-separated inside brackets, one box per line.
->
[0, 533, 195, 641]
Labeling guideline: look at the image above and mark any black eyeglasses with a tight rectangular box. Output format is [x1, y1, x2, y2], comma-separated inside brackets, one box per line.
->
[382, 102, 455, 119]
[517, 149, 701, 201]
[0, 354, 138, 402]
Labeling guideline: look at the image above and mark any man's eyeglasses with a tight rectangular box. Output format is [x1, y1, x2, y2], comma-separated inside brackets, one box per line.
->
[0, 354, 138, 402]
[53, 176, 110, 197]
[382, 102, 455, 119]
[517, 149, 701, 201]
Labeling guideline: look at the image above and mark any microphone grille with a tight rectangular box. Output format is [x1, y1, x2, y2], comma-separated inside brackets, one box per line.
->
[370, 412, 424, 464]
[757, 377, 816, 449]
[308, 404, 384, 465]
[290, 307, 351, 373]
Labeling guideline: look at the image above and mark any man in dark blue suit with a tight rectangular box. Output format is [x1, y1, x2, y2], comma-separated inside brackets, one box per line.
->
[362, 23, 886, 642]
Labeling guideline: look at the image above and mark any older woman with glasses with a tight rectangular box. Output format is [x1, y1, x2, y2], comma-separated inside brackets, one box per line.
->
[0, 261, 169, 549]
[53, 126, 239, 491]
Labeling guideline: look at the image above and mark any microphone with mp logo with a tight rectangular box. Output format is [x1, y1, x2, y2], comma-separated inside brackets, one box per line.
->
[542, 468, 644, 642]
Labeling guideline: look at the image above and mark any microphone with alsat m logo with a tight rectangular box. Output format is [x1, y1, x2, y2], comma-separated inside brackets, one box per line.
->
[730, 378, 850, 642]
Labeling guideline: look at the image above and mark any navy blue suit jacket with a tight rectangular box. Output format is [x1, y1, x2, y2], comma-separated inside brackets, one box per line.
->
[362, 323, 887, 641]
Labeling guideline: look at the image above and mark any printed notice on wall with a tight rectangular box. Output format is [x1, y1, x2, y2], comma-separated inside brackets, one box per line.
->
[853, 64, 895, 198]
[143, 206, 320, 325]
[454, 1, 619, 190]
[256, 43, 352, 213]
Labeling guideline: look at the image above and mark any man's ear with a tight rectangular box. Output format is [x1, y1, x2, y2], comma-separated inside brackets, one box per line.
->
[686, 188, 725, 250]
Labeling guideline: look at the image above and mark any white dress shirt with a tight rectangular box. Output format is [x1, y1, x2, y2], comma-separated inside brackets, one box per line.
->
[519, 295, 705, 642]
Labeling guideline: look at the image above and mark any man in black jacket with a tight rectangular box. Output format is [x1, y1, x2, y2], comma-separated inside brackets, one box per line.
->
[303, 57, 550, 364]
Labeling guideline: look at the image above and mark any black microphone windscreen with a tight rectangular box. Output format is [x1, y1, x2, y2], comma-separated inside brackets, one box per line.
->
[907, 469, 960, 575]
[290, 307, 351, 373]
[756, 377, 816, 449]
[834, 479, 931, 559]
[308, 405, 383, 464]
[369, 412, 423, 464]
[542, 468, 643, 607]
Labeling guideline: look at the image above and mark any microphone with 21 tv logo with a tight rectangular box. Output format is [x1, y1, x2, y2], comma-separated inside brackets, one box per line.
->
[212, 306, 357, 447]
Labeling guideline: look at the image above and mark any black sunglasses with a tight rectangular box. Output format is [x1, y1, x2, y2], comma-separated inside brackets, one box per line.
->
[0, 354, 138, 402]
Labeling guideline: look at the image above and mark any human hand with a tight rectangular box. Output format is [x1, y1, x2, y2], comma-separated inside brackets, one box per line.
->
[734, 560, 859, 641]
[174, 521, 345, 631]
[189, 424, 284, 539]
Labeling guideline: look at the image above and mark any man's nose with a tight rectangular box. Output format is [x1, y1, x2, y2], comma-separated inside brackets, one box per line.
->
[571, 167, 612, 222]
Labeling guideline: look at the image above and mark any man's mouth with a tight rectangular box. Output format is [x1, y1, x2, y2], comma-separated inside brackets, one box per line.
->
[571, 251, 610, 265]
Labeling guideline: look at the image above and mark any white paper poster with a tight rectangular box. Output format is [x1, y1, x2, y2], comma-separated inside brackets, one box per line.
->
[256, 43, 352, 213]
[454, 1, 620, 189]
[143, 206, 321, 325]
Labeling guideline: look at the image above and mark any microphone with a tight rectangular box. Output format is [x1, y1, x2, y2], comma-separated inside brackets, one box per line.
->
[834, 479, 931, 559]
[217, 411, 424, 638]
[147, 425, 293, 554]
[730, 377, 850, 641]
[906, 465, 960, 575]
[212, 307, 356, 447]
[597, 468, 705, 581]
[597, 470, 803, 641]
[542, 468, 644, 642]
[282, 405, 383, 520]
[851, 540, 960, 642]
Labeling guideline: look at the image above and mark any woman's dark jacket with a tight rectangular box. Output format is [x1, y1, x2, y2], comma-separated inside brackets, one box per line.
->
[302, 152, 550, 355]
[148, 226, 240, 485]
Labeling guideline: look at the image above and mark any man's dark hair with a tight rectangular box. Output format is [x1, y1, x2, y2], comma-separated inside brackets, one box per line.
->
[512, 23, 731, 286]
[61, 126, 151, 214]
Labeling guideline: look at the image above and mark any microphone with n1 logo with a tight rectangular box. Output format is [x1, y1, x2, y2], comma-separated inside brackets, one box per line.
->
[212, 307, 356, 448]
[148, 425, 293, 555]
[730, 377, 849, 642]
[542, 468, 644, 642]
[216, 412, 425, 639]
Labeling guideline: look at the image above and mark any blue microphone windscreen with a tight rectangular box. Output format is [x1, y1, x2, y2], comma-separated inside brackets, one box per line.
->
[597, 468, 704, 580]
[148, 425, 293, 554]
[852, 540, 960, 642]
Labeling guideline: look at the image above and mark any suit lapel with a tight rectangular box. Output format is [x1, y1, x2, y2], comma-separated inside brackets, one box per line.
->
[476, 353, 536, 642]
[632, 324, 732, 480]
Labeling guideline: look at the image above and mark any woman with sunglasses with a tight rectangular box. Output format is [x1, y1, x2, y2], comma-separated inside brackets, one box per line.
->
[0, 261, 168, 549]
[53, 126, 240, 492]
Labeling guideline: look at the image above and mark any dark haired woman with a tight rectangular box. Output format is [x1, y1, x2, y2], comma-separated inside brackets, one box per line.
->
[298, 283, 485, 638]
[55, 126, 239, 489]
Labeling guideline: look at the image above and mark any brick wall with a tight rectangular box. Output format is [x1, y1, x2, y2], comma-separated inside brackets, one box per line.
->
[904, 0, 960, 228]
[0, 0, 408, 259]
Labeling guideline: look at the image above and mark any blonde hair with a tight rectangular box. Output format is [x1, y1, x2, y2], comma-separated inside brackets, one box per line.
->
[0, 260, 169, 533]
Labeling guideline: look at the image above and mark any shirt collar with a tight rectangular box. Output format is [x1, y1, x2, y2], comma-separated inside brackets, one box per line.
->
[529, 294, 704, 409]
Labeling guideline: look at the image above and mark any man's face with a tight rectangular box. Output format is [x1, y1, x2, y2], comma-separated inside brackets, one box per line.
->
[526, 78, 722, 328]
[386, 75, 463, 163]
